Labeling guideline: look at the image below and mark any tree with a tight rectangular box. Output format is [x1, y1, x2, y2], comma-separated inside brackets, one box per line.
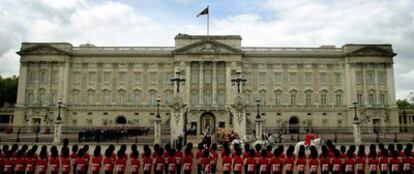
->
[396, 99, 412, 110]
[0, 75, 18, 107]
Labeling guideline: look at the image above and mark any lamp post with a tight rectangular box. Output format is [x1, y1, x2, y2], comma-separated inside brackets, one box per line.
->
[353, 102, 358, 121]
[156, 97, 161, 119]
[255, 98, 263, 139]
[53, 99, 64, 145]
[170, 71, 186, 94]
[154, 97, 162, 145]
[352, 101, 362, 145]
[231, 71, 247, 94]
[256, 98, 261, 119]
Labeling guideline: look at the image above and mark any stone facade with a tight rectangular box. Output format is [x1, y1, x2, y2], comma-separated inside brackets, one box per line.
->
[13, 34, 399, 134]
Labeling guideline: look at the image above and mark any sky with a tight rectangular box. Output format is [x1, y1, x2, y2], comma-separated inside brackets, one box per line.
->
[0, 0, 413, 99]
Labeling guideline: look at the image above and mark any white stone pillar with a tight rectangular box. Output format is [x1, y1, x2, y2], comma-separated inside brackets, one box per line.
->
[53, 119, 63, 145]
[255, 118, 263, 140]
[233, 112, 246, 138]
[154, 117, 162, 145]
[170, 111, 184, 144]
[199, 62, 204, 104]
[353, 119, 362, 145]
[212, 62, 217, 105]
[16, 62, 28, 107]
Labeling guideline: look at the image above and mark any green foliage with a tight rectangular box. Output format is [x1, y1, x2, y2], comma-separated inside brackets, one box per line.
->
[0, 76, 18, 107]
[396, 99, 413, 110]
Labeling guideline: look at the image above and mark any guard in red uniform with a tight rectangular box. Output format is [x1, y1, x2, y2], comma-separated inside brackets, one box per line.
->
[154, 148, 165, 174]
[142, 150, 152, 174]
[71, 145, 78, 174]
[103, 149, 115, 174]
[115, 150, 126, 174]
[196, 144, 204, 174]
[355, 145, 366, 174]
[319, 146, 330, 174]
[233, 149, 244, 174]
[92, 146, 102, 174]
[61, 147, 71, 174]
[83, 145, 91, 174]
[309, 149, 319, 174]
[130, 149, 140, 174]
[331, 150, 342, 174]
[222, 149, 232, 174]
[345, 151, 355, 174]
[304, 132, 316, 146]
[38, 146, 49, 174]
[49, 146, 60, 174]
[245, 149, 257, 174]
[3, 152, 12, 174]
[75, 149, 87, 174]
[167, 149, 177, 174]
[201, 150, 213, 174]
[182, 148, 193, 174]
[258, 150, 270, 174]
[25, 150, 36, 174]
[296, 148, 306, 174]
[210, 144, 218, 174]
[284, 148, 295, 174]
[175, 144, 184, 174]
[390, 151, 401, 174]
[271, 148, 284, 174]
[14, 150, 25, 174]
[402, 149, 412, 173]
[368, 147, 379, 174]
[379, 149, 389, 174]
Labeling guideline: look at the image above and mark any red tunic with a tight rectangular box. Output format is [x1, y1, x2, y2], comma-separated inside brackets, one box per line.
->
[3, 158, 12, 173]
[319, 156, 330, 173]
[167, 157, 177, 172]
[25, 157, 37, 173]
[258, 157, 270, 173]
[243, 152, 250, 159]
[285, 157, 295, 172]
[222, 156, 232, 172]
[38, 158, 48, 173]
[296, 157, 306, 173]
[103, 157, 115, 172]
[142, 156, 153, 173]
[49, 157, 60, 173]
[379, 157, 389, 172]
[210, 151, 218, 166]
[233, 156, 244, 172]
[201, 157, 212, 173]
[130, 157, 140, 174]
[175, 151, 184, 165]
[390, 158, 400, 172]
[305, 134, 316, 146]
[61, 157, 71, 173]
[115, 157, 126, 173]
[154, 157, 165, 172]
[91, 156, 102, 173]
[271, 157, 284, 173]
[368, 158, 379, 172]
[182, 155, 193, 172]
[196, 151, 203, 164]
[14, 157, 26, 172]
[331, 158, 342, 172]
[402, 157, 412, 172]
[246, 157, 257, 174]
[75, 157, 87, 173]
[344, 158, 355, 173]
[309, 159, 319, 174]
[355, 156, 365, 172]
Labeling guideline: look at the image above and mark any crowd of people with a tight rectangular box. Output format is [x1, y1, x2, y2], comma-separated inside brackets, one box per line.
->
[0, 139, 413, 173]
[77, 127, 149, 142]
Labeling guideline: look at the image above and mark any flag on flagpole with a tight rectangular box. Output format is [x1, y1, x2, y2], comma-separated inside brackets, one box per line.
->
[197, 6, 209, 17]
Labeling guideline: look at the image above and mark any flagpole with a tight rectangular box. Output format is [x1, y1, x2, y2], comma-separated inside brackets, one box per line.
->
[207, 5, 209, 36]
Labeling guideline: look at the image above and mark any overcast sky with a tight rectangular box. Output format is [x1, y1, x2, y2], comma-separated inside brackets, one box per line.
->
[1, 0, 413, 99]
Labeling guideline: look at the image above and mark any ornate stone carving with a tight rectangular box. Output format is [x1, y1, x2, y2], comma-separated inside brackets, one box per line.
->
[200, 43, 217, 54]
[231, 95, 247, 123]
[170, 95, 186, 123]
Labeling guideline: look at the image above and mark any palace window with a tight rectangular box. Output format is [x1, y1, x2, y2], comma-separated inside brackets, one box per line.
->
[26, 91, 33, 105]
[104, 72, 111, 84]
[305, 92, 312, 106]
[304, 72, 312, 85]
[380, 92, 386, 105]
[218, 91, 225, 105]
[259, 90, 266, 105]
[289, 72, 297, 84]
[290, 92, 297, 106]
[88, 72, 96, 85]
[74, 72, 81, 84]
[119, 72, 126, 85]
[103, 91, 111, 106]
[135, 72, 141, 84]
[274, 91, 282, 106]
[72, 91, 80, 105]
[29, 71, 36, 83]
[148, 91, 157, 105]
[190, 91, 198, 105]
[320, 91, 328, 106]
[368, 91, 375, 105]
[335, 72, 341, 86]
[133, 91, 141, 105]
[165, 91, 173, 105]
[319, 72, 327, 86]
[204, 71, 212, 84]
[274, 72, 282, 84]
[356, 71, 363, 85]
[357, 92, 363, 105]
[87, 90, 95, 105]
[204, 92, 212, 105]
[52, 70, 59, 83]
[118, 91, 125, 105]
[259, 72, 267, 84]
[378, 71, 386, 85]
[50, 91, 57, 105]
[367, 71, 375, 85]
[38, 90, 45, 105]
[149, 72, 157, 85]
[165, 73, 173, 85]
[336, 93, 342, 106]
[40, 71, 47, 83]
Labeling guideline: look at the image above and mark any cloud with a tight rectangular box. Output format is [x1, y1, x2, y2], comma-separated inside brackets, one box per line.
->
[0, 0, 413, 100]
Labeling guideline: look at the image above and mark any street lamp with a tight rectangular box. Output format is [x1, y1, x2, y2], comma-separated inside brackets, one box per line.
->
[57, 99, 63, 121]
[156, 97, 161, 119]
[231, 71, 247, 94]
[170, 71, 186, 93]
[256, 98, 261, 119]
[353, 102, 358, 121]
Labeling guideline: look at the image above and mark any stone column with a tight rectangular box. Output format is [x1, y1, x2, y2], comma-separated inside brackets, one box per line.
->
[154, 117, 162, 145]
[16, 62, 28, 107]
[232, 95, 247, 138]
[199, 62, 204, 104]
[353, 119, 362, 145]
[53, 119, 63, 145]
[170, 96, 185, 144]
[212, 62, 217, 105]
[255, 118, 264, 140]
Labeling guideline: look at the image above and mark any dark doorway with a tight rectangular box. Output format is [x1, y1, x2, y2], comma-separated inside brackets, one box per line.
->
[116, 116, 127, 124]
[289, 116, 299, 134]
[200, 112, 215, 135]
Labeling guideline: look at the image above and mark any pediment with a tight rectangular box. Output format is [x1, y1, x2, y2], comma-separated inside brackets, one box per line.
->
[346, 46, 396, 57]
[174, 39, 242, 55]
[17, 44, 70, 56]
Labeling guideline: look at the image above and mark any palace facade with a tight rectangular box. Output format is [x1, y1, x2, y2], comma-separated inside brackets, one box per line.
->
[13, 34, 399, 134]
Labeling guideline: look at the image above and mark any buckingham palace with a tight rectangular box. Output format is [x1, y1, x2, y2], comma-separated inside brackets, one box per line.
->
[13, 34, 399, 136]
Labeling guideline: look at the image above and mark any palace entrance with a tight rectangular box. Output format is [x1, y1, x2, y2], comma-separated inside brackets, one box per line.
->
[200, 112, 215, 135]
[289, 116, 299, 134]
[116, 116, 127, 124]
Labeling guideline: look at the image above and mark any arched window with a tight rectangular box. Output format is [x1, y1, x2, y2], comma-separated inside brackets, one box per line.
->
[72, 90, 80, 105]
[305, 90, 312, 106]
[38, 89, 45, 105]
[335, 91, 343, 106]
[103, 90, 111, 106]
[118, 90, 126, 105]
[217, 90, 225, 105]
[87, 90, 95, 105]
[274, 90, 282, 106]
[320, 90, 328, 106]
[165, 90, 173, 105]
[133, 90, 141, 105]
[148, 90, 157, 105]
[368, 90, 375, 105]
[190, 90, 198, 105]
[259, 90, 266, 105]
[204, 92, 212, 105]
[290, 90, 297, 106]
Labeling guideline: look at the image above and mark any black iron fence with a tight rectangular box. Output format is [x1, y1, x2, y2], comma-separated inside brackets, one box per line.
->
[263, 126, 414, 143]
[0, 124, 170, 144]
